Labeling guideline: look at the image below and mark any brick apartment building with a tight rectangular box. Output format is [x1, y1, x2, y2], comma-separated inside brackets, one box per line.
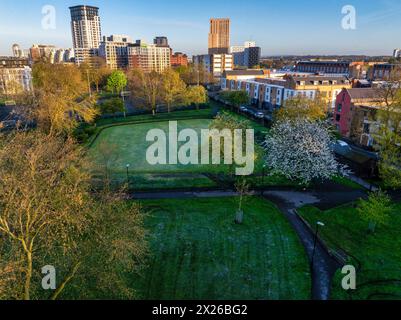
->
[333, 88, 386, 147]
[171, 52, 188, 67]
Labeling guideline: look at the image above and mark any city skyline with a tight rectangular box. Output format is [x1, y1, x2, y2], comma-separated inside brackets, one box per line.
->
[1, 0, 401, 56]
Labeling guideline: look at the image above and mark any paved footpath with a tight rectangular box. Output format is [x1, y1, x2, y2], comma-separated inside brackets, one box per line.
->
[262, 191, 347, 300]
[131, 187, 367, 300]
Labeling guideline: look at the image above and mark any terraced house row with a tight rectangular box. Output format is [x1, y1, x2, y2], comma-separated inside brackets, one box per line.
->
[221, 70, 352, 111]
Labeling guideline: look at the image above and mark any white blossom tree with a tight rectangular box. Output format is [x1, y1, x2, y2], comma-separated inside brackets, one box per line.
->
[264, 119, 344, 184]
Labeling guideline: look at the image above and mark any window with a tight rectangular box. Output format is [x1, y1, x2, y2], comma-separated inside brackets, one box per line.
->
[337, 104, 342, 112]
[336, 114, 341, 122]
[363, 123, 370, 134]
[265, 87, 271, 102]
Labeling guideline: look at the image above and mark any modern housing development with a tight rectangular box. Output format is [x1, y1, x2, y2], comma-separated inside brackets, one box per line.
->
[221, 70, 351, 111]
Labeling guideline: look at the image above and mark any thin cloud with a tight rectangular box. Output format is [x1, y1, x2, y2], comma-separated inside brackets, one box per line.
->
[123, 16, 204, 29]
[359, 1, 401, 25]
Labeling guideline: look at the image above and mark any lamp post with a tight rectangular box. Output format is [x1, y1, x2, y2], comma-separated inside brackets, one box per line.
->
[86, 70, 92, 97]
[311, 221, 325, 270]
[126, 164, 130, 188]
[261, 164, 267, 195]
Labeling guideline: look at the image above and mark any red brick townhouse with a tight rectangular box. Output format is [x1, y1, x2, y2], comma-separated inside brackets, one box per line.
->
[333, 88, 385, 147]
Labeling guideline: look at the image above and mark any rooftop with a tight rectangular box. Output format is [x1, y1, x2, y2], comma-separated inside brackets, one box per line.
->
[297, 60, 350, 65]
[290, 75, 349, 82]
[223, 70, 265, 76]
[69, 5, 99, 10]
[346, 88, 381, 101]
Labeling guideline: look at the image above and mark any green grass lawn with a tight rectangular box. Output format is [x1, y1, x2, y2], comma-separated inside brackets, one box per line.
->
[88, 118, 271, 190]
[87, 117, 355, 191]
[330, 176, 365, 190]
[89, 119, 228, 174]
[298, 202, 401, 300]
[137, 197, 311, 300]
[88, 119, 225, 190]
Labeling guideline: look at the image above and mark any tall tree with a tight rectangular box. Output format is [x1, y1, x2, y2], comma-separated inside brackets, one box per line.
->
[106, 70, 127, 95]
[161, 69, 187, 113]
[79, 58, 110, 94]
[176, 64, 215, 86]
[58, 189, 148, 300]
[128, 69, 162, 116]
[91, 57, 111, 93]
[220, 90, 250, 109]
[185, 85, 208, 110]
[357, 190, 394, 233]
[32, 62, 98, 135]
[0, 132, 148, 300]
[0, 131, 92, 300]
[374, 67, 401, 188]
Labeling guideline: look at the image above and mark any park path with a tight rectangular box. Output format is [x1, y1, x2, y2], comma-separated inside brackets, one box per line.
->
[131, 186, 367, 300]
[262, 191, 344, 300]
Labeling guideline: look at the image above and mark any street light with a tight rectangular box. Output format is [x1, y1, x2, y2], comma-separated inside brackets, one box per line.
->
[311, 221, 325, 270]
[261, 164, 267, 195]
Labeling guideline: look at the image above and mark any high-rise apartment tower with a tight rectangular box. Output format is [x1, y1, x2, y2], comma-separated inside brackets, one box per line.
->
[69, 5, 101, 65]
[208, 18, 230, 55]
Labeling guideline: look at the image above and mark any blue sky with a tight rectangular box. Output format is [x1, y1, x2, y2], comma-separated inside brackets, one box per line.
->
[1, 0, 401, 56]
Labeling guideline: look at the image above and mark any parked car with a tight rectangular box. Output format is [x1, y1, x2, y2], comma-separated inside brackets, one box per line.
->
[337, 140, 350, 148]
[239, 105, 248, 113]
[263, 114, 273, 122]
[255, 111, 265, 119]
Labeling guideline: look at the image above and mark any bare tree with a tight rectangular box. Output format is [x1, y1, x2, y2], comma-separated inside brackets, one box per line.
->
[0, 131, 92, 299]
[234, 178, 250, 224]
[128, 69, 162, 116]
[93, 140, 120, 188]
[0, 131, 148, 300]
